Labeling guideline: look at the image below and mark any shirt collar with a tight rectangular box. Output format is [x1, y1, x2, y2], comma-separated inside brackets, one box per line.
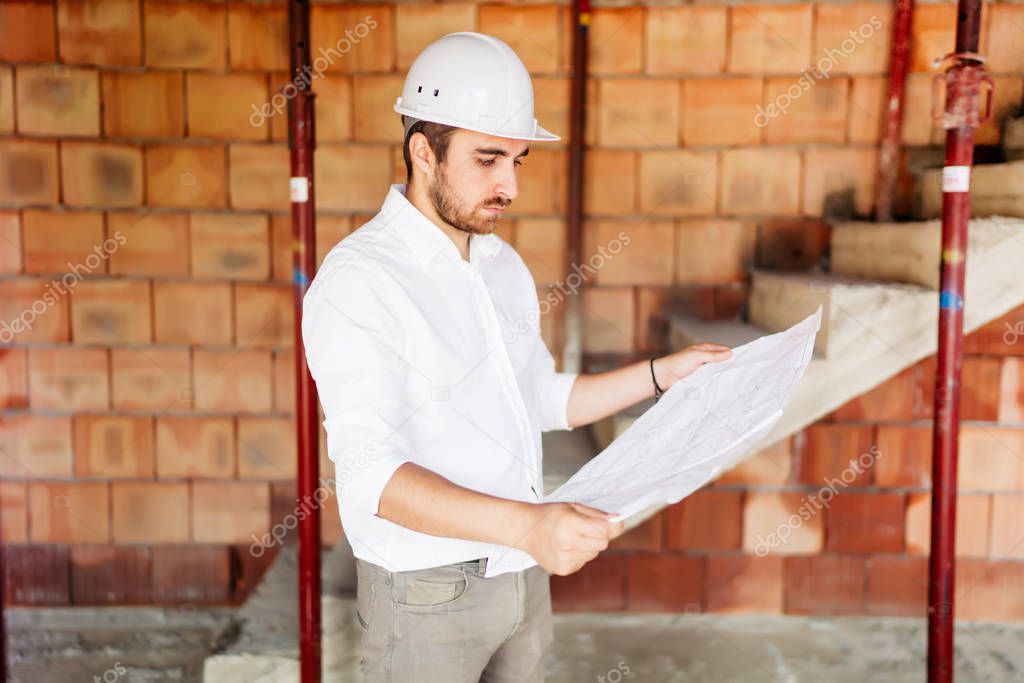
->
[380, 184, 502, 267]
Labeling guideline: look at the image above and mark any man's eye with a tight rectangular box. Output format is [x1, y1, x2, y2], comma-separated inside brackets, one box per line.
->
[478, 158, 495, 167]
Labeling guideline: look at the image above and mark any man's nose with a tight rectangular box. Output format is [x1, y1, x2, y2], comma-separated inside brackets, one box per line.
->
[494, 162, 518, 201]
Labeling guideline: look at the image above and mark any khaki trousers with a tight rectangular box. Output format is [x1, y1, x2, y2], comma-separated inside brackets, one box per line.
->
[355, 557, 553, 682]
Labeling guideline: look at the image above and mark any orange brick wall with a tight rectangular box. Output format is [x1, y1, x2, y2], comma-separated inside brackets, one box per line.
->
[1, 0, 1024, 618]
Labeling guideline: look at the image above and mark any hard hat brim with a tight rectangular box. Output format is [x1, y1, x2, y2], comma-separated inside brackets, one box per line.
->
[394, 103, 561, 142]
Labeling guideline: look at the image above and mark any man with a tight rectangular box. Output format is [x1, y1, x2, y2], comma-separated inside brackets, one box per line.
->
[301, 31, 732, 682]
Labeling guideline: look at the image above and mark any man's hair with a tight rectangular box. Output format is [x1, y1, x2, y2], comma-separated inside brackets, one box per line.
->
[402, 118, 458, 184]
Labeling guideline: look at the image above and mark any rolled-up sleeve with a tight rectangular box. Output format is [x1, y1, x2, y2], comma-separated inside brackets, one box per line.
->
[529, 328, 579, 432]
[301, 267, 415, 518]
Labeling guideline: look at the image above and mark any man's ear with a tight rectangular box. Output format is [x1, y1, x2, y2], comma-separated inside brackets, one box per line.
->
[408, 132, 435, 178]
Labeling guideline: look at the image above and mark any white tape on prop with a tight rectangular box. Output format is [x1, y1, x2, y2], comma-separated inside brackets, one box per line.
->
[290, 177, 309, 203]
[942, 166, 971, 193]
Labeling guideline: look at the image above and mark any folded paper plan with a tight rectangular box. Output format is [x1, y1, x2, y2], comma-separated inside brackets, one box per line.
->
[484, 307, 823, 578]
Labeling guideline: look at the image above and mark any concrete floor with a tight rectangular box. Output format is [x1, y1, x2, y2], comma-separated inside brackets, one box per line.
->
[8, 602, 1024, 682]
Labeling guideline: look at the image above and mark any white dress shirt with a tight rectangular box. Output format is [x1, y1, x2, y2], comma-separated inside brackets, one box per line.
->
[301, 183, 578, 573]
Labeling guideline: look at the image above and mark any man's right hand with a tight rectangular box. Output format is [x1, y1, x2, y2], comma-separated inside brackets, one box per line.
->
[516, 502, 626, 576]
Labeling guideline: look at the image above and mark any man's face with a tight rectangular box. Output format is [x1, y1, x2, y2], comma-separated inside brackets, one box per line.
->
[428, 129, 528, 235]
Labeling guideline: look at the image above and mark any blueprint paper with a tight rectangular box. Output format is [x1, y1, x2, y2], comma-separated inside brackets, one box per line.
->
[484, 307, 822, 578]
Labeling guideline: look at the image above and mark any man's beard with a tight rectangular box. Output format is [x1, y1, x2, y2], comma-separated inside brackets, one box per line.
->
[429, 164, 510, 235]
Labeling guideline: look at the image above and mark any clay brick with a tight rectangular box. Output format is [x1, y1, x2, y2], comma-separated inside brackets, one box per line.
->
[797, 424, 876, 487]
[848, 76, 886, 144]
[305, 75, 353, 142]
[193, 348, 273, 414]
[314, 145, 392, 212]
[588, 8, 643, 75]
[681, 77, 763, 147]
[987, 5, 1024, 74]
[235, 283, 293, 349]
[813, 4, 890, 75]
[910, 5, 957, 73]
[145, 144, 227, 208]
[905, 492, 991, 557]
[717, 439, 792, 486]
[627, 553, 704, 612]
[513, 148, 564, 216]
[57, 0, 141, 66]
[70, 279, 152, 344]
[831, 367, 915, 421]
[28, 347, 109, 411]
[193, 480, 270, 544]
[581, 287, 634, 354]
[608, 512, 663, 551]
[729, 6, 813, 75]
[238, 416, 296, 480]
[802, 147, 878, 218]
[229, 144, 290, 211]
[112, 481, 189, 543]
[153, 281, 232, 346]
[102, 71, 184, 138]
[0, 415, 73, 478]
[583, 219, 673, 286]
[73, 414, 154, 479]
[0, 277, 73, 343]
[309, 4, 394, 74]
[0, 66, 12, 132]
[0, 139, 60, 205]
[645, 7, 726, 75]
[598, 79, 679, 147]
[784, 554, 865, 615]
[191, 212, 270, 280]
[0, 348, 28, 409]
[763, 77, 849, 144]
[706, 554, 784, 614]
[666, 489, 743, 550]
[825, 491, 905, 554]
[865, 556, 927, 617]
[155, 416, 235, 479]
[874, 424, 932, 488]
[187, 73, 268, 141]
[144, 1, 226, 69]
[959, 427, 1024, 491]
[956, 559, 1024, 622]
[0, 2, 56, 62]
[152, 545, 230, 605]
[30, 481, 109, 543]
[478, 5, 558, 74]
[71, 545, 152, 605]
[230, 543, 279, 604]
[550, 554, 624, 612]
[583, 149, 635, 215]
[956, 356, 1003, 422]
[516, 218, 567, 287]
[272, 214, 350, 279]
[352, 75, 406, 143]
[228, 3, 288, 71]
[273, 350, 296, 414]
[742, 491, 824, 556]
[1, 481, 28, 542]
[638, 149, 716, 216]
[676, 220, 754, 285]
[635, 286, 671, 353]
[721, 148, 802, 216]
[107, 210, 189, 276]
[22, 208, 105, 274]
[3, 545, 70, 606]
[966, 304, 1024, 356]
[901, 74, 944, 145]
[62, 141, 144, 208]
[111, 347, 190, 411]
[990, 494, 1024, 560]
[754, 217, 828, 271]
[394, 4, 476, 69]
[16, 65, 99, 136]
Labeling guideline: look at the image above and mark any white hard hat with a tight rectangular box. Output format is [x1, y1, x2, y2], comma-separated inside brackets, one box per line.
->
[394, 32, 559, 142]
